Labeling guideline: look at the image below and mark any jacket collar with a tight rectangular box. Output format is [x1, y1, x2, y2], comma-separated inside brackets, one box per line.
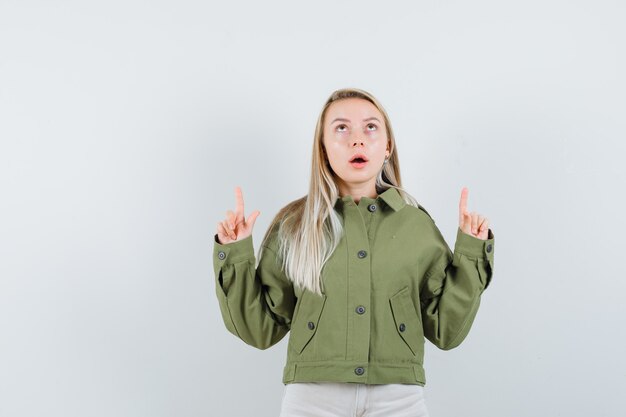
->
[378, 187, 406, 211]
[334, 187, 406, 212]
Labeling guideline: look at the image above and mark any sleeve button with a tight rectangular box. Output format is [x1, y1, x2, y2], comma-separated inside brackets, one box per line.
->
[218, 251, 226, 260]
[486, 244, 493, 253]
[355, 367, 365, 375]
[307, 321, 315, 330]
[399, 323, 406, 332]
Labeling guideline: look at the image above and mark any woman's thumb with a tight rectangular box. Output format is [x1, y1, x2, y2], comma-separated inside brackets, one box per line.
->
[246, 210, 260, 230]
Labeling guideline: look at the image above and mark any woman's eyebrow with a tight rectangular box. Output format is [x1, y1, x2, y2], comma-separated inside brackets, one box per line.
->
[331, 117, 381, 124]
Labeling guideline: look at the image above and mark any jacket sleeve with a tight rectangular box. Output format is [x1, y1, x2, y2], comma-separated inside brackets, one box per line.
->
[419, 226, 495, 350]
[212, 231, 296, 350]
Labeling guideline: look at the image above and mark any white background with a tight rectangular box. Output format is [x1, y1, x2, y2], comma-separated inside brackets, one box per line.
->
[1, 0, 624, 416]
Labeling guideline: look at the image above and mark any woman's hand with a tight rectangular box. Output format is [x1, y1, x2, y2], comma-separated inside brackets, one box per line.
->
[458, 187, 490, 240]
[216, 186, 260, 244]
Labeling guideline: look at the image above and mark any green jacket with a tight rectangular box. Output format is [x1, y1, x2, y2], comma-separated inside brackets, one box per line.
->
[212, 187, 495, 386]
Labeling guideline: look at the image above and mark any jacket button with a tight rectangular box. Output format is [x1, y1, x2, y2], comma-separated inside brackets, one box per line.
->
[307, 321, 315, 330]
[356, 305, 366, 314]
[357, 250, 367, 258]
[355, 367, 365, 375]
[218, 251, 226, 260]
[368, 204, 377, 212]
[399, 323, 406, 332]
[486, 243, 493, 253]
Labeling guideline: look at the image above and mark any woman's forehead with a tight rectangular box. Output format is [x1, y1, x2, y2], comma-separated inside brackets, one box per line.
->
[325, 98, 383, 123]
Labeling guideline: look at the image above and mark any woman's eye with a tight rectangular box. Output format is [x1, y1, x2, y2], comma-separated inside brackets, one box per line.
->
[336, 124, 347, 132]
[367, 123, 377, 131]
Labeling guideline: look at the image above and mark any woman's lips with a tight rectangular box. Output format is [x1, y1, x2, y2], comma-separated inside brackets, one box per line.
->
[350, 160, 368, 169]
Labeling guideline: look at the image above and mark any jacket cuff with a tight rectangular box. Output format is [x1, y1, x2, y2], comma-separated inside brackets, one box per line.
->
[213, 233, 255, 267]
[453, 227, 494, 262]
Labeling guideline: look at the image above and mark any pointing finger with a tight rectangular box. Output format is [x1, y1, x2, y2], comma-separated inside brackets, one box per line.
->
[461, 211, 472, 234]
[235, 186, 245, 223]
[459, 187, 469, 225]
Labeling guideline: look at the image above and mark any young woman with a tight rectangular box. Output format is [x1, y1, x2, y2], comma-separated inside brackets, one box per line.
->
[213, 88, 495, 417]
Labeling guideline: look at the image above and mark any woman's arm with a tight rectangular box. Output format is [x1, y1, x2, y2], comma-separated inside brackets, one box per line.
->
[419, 226, 495, 350]
[213, 186, 295, 349]
[419, 187, 494, 350]
[213, 232, 296, 350]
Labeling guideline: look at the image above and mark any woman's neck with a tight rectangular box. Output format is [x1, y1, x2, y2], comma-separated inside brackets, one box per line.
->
[338, 182, 377, 204]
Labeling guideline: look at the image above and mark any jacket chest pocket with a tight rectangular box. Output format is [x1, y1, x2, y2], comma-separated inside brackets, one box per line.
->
[289, 291, 327, 355]
[389, 286, 423, 357]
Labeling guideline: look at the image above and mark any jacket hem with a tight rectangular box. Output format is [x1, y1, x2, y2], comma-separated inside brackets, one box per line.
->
[282, 361, 426, 386]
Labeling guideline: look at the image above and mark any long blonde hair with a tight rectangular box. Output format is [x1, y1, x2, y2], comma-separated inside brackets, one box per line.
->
[259, 88, 419, 296]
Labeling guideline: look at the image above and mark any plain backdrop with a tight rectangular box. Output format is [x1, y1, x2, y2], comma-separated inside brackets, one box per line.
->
[1, 0, 624, 416]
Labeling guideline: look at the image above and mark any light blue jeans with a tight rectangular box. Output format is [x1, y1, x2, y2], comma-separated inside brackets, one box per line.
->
[278, 382, 430, 417]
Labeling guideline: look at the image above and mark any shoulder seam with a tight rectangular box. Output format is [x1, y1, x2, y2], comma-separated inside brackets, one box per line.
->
[416, 203, 434, 222]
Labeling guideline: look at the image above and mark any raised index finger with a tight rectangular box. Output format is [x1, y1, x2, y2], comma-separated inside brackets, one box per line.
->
[459, 187, 469, 216]
[234, 186, 245, 222]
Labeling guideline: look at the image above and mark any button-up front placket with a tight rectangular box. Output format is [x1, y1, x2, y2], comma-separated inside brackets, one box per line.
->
[343, 198, 371, 368]
[341, 196, 379, 373]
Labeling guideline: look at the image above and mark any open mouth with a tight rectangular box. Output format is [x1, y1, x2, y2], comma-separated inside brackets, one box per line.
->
[349, 154, 369, 168]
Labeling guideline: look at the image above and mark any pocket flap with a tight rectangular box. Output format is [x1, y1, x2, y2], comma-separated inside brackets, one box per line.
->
[290, 291, 327, 354]
[389, 287, 422, 356]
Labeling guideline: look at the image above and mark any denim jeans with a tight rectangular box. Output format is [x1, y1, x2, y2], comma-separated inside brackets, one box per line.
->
[278, 382, 430, 417]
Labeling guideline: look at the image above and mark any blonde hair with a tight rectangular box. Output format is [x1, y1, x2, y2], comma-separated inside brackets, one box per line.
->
[259, 88, 420, 296]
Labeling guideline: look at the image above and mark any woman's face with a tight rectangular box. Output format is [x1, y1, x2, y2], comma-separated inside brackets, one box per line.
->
[322, 98, 390, 196]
